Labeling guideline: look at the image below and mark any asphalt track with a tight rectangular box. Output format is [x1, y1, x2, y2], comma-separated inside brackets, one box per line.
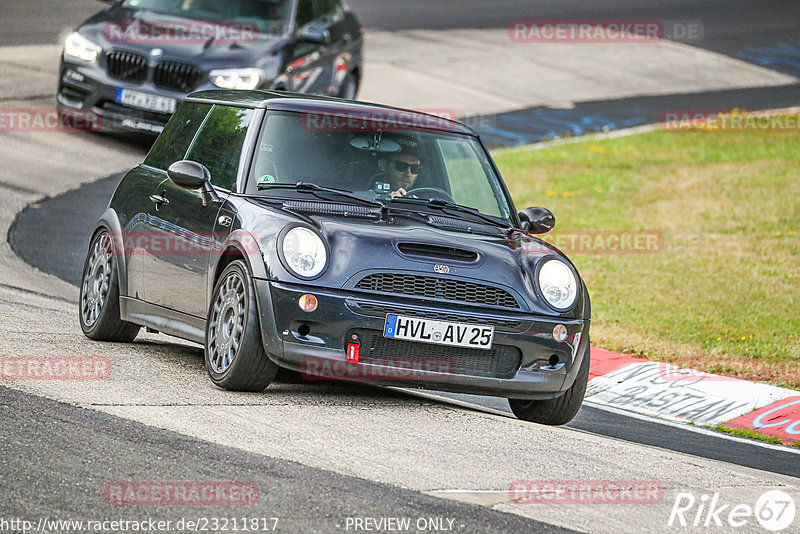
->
[0, 385, 570, 533]
[3, 1, 800, 532]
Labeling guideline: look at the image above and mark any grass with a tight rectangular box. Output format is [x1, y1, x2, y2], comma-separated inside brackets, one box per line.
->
[492, 121, 799, 389]
[711, 424, 800, 448]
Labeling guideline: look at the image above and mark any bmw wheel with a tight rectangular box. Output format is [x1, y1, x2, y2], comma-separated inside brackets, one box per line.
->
[205, 260, 278, 391]
[508, 338, 590, 425]
[79, 229, 140, 342]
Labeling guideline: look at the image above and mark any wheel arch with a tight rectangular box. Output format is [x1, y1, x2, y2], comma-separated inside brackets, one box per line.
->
[94, 208, 128, 296]
[207, 229, 269, 309]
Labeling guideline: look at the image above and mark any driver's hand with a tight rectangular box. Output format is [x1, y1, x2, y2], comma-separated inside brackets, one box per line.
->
[390, 188, 407, 198]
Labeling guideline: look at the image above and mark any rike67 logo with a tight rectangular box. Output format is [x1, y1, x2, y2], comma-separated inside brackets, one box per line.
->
[669, 490, 796, 531]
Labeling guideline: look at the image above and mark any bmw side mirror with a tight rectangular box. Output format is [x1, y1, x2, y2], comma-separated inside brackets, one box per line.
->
[167, 160, 219, 206]
[519, 207, 556, 234]
[298, 24, 331, 45]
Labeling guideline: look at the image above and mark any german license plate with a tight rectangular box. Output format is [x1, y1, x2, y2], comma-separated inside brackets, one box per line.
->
[116, 88, 177, 113]
[383, 314, 494, 350]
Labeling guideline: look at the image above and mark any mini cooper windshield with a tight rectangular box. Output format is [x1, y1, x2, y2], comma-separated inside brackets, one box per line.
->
[122, 0, 289, 34]
[250, 111, 515, 222]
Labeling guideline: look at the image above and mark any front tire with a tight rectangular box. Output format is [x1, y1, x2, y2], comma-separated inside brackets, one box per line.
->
[79, 229, 140, 342]
[205, 260, 278, 391]
[508, 338, 590, 425]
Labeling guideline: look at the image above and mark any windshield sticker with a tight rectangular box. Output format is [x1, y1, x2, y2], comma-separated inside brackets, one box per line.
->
[258, 175, 276, 185]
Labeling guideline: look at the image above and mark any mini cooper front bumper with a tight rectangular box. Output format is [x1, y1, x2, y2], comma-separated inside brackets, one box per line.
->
[254, 280, 590, 399]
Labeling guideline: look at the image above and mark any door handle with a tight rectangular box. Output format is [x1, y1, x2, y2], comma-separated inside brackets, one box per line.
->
[149, 191, 169, 210]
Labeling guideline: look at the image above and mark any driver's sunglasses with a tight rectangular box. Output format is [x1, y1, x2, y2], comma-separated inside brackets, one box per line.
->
[390, 159, 422, 174]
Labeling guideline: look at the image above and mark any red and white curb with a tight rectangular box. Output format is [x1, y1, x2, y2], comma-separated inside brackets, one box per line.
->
[587, 348, 800, 444]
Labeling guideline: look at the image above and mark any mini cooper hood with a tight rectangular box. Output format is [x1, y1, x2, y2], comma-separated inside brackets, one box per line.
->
[76, 6, 283, 68]
[252, 206, 585, 317]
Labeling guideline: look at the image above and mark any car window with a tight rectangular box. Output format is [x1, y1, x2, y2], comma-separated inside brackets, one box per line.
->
[143, 103, 212, 170]
[249, 111, 514, 221]
[439, 139, 503, 217]
[185, 105, 255, 190]
[317, 0, 335, 16]
[295, 0, 317, 28]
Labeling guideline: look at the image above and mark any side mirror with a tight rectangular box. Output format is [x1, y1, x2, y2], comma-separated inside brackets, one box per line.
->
[167, 160, 219, 206]
[297, 24, 331, 45]
[519, 207, 556, 234]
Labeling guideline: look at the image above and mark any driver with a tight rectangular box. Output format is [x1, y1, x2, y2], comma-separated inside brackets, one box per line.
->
[376, 135, 422, 198]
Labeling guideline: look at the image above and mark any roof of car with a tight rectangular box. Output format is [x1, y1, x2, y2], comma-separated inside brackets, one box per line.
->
[184, 89, 477, 136]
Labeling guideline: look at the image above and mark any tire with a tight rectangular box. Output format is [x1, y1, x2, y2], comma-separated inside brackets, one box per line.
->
[79, 229, 140, 342]
[205, 260, 278, 391]
[508, 338, 590, 425]
[338, 73, 358, 100]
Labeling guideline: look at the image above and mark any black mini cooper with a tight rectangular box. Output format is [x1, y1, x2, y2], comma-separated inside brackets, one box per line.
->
[79, 90, 591, 425]
[58, 0, 362, 134]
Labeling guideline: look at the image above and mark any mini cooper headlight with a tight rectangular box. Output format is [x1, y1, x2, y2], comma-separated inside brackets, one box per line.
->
[538, 259, 578, 310]
[64, 32, 102, 63]
[281, 227, 327, 279]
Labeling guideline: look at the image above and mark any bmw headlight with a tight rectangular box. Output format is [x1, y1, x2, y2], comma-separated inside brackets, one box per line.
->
[64, 32, 102, 63]
[280, 227, 327, 279]
[538, 259, 578, 310]
[210, 68, 262, 90]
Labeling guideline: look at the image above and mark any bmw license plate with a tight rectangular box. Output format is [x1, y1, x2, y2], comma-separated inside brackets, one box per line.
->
[383, 314, 494, 350]
[116, 89, 177, 113]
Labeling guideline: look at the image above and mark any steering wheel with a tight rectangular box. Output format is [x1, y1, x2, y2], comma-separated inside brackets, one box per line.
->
[405, 187, 456, 204]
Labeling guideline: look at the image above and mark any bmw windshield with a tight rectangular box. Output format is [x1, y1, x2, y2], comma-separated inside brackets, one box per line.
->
[122, 0, 289, 34]
[250, 110, 515, 222]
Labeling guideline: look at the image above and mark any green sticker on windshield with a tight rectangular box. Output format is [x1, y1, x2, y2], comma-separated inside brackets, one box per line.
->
[258, 175, 276, 185]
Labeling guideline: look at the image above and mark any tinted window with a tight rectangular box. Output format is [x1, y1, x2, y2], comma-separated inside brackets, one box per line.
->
[250, 111, 513, 220]
[295, 0, 317, 28]
[186, 105, 254, 190]
[144, 103, 211, 170]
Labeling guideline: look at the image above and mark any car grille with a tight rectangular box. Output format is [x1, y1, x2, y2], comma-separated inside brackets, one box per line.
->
[350, 329, 522, 379]
[153, 61, 202, 92]
[355, 273, 519, 309]
[106, 51, 148, 83]
[350, 302, 525, 332]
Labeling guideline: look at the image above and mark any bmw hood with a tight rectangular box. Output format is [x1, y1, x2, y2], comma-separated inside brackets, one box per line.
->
[74, 5, 283, 69]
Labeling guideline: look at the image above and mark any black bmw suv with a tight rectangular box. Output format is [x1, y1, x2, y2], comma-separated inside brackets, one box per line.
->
[57, 0, 363, 134]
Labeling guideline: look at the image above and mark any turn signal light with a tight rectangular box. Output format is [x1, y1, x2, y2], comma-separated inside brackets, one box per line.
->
[553, 324, 568, 342]
[298, 293, 318, 312]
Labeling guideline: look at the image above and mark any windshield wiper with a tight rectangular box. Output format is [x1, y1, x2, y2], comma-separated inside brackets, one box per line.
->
[389, 197, 513, 231]
[257, 182, 386, 210]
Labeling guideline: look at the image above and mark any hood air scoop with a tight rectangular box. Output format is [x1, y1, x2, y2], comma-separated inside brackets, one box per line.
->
[397, 242, 479, 263]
